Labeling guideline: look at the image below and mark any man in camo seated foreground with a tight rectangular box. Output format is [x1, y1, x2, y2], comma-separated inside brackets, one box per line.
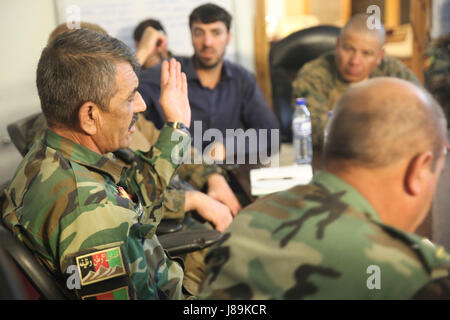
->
[199, 77, 450, 299]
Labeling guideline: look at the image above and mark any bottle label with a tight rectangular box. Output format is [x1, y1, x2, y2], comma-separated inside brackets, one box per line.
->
[293, 119, 311, 135]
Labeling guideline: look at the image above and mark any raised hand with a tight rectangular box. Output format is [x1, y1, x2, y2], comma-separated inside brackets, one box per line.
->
[159, 58, 191, 127]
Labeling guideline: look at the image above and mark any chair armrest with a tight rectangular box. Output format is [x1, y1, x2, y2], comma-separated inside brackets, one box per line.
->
[158, 229, 223, 256]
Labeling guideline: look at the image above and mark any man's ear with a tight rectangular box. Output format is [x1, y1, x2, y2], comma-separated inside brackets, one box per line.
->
[404, 151, 433, 196]
[78, 101, 101, 136]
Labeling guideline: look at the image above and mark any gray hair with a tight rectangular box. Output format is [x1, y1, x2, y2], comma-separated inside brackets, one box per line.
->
[36, 28, 139, 128]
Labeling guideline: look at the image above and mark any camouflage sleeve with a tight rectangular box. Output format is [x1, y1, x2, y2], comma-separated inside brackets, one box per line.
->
[58, 200, 185, 300]
[292, 61, 334, 149]
[123, 124, 191, 234]
[176, 160, 226, 191]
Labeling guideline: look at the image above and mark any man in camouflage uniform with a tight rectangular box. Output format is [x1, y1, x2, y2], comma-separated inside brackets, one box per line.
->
[2, 29, 193, 299]
[198, 77, 450, 299]
[292, 14, 420, 150]
[23, 22, 241, 230]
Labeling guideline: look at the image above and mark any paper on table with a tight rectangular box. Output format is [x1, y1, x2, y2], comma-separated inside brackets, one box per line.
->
[250, 164, 313, 196]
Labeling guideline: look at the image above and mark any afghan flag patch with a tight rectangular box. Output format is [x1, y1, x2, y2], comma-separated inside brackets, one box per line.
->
[82, 286, 129, 300]
[76, 246, 126, 286]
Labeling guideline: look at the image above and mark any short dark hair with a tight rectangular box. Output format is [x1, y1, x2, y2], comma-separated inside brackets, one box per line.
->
[133, 18, 166, 42]
[189, 3, 232, 31]
[36, 29, 139, 128]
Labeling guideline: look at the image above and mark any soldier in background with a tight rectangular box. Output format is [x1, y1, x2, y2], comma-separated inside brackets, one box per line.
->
[424, 35, 450, 252]
[292, 13, 420, 150]
[2, 29, 192, 299]
[198, 77, 450, 299]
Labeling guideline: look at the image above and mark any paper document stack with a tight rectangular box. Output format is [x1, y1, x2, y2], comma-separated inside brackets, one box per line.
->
[250, 165, 313, 196]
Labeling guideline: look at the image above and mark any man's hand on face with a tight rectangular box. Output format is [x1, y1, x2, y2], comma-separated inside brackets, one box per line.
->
[135, 26, 167, 66]
[207, 173, 241, 216]
[159, 58, 191, 128]
[185, 190, 233, 232]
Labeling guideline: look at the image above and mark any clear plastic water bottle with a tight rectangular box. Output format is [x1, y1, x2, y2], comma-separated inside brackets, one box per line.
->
[323, 110, 333, 145]
[292, 98, 313, 165]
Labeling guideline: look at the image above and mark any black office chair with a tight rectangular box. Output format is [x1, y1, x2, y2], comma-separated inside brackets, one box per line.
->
[7, 112, 44, 157]
[269, 25, 341, 142]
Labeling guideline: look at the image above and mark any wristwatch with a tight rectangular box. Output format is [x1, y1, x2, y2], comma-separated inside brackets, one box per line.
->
[166, 121, 190, 136]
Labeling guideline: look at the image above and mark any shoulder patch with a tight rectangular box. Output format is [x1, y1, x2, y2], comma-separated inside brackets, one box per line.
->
[76, 246, 126, 286]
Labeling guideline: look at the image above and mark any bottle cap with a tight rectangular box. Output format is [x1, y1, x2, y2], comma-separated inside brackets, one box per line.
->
[295, 98, 306, 105]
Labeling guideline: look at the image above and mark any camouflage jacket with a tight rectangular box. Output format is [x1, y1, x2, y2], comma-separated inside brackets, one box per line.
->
[2, 126, 191, 300]
[292, 51, 420, 149]
[24, 113, 226, 220]
[198, 171, 450, 299]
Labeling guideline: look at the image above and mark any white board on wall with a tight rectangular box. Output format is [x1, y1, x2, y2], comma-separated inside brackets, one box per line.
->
[55, 0, 237, 62]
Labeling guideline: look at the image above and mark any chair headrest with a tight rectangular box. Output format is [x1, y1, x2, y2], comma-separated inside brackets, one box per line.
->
[269, 25, 341, 74]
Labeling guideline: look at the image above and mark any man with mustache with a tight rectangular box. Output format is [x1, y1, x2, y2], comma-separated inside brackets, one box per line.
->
[2, 29, 192, 300]
[138, 3, 279, 163]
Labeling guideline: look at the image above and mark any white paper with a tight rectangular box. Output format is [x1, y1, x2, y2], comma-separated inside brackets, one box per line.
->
[250, 164, 313, 196]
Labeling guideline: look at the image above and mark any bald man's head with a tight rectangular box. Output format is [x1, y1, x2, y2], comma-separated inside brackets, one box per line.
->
[340, 13, 386, 47]
[324, 78, 447, 169]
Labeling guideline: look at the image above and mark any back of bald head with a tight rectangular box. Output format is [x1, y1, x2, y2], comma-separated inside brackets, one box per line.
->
[340, 13, 386, 47]
[324, 78, 447, 169]
[48, 22, 108, 44]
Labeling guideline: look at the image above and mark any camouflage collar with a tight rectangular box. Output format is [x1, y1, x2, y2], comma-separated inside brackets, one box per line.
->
[44, 129, 126, 184]
[313, 171, 381, 223]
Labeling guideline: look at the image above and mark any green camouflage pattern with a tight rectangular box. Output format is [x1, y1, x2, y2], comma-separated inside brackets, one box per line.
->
[198, 171, 450, 299]
[424, 35, 450, 86]
[292, 51, 420, 149]
[2, 125, 191, 299]
[23, 112, 226, 220]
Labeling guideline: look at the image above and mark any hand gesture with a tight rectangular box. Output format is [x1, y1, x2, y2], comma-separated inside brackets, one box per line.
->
[159, 58, 191, 127]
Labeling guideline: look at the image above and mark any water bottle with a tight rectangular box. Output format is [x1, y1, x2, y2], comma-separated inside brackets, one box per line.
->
[292, 98, 313, 165]
[323, 110, 333, 145]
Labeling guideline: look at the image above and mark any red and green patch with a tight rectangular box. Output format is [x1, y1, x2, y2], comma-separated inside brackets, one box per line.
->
[82, 287, 129, 300]
[76, 247, 126, 286]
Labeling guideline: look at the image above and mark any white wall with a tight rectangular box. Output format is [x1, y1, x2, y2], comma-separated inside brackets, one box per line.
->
[0, 0, 57, 183]
[0, 0, 57, 140]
